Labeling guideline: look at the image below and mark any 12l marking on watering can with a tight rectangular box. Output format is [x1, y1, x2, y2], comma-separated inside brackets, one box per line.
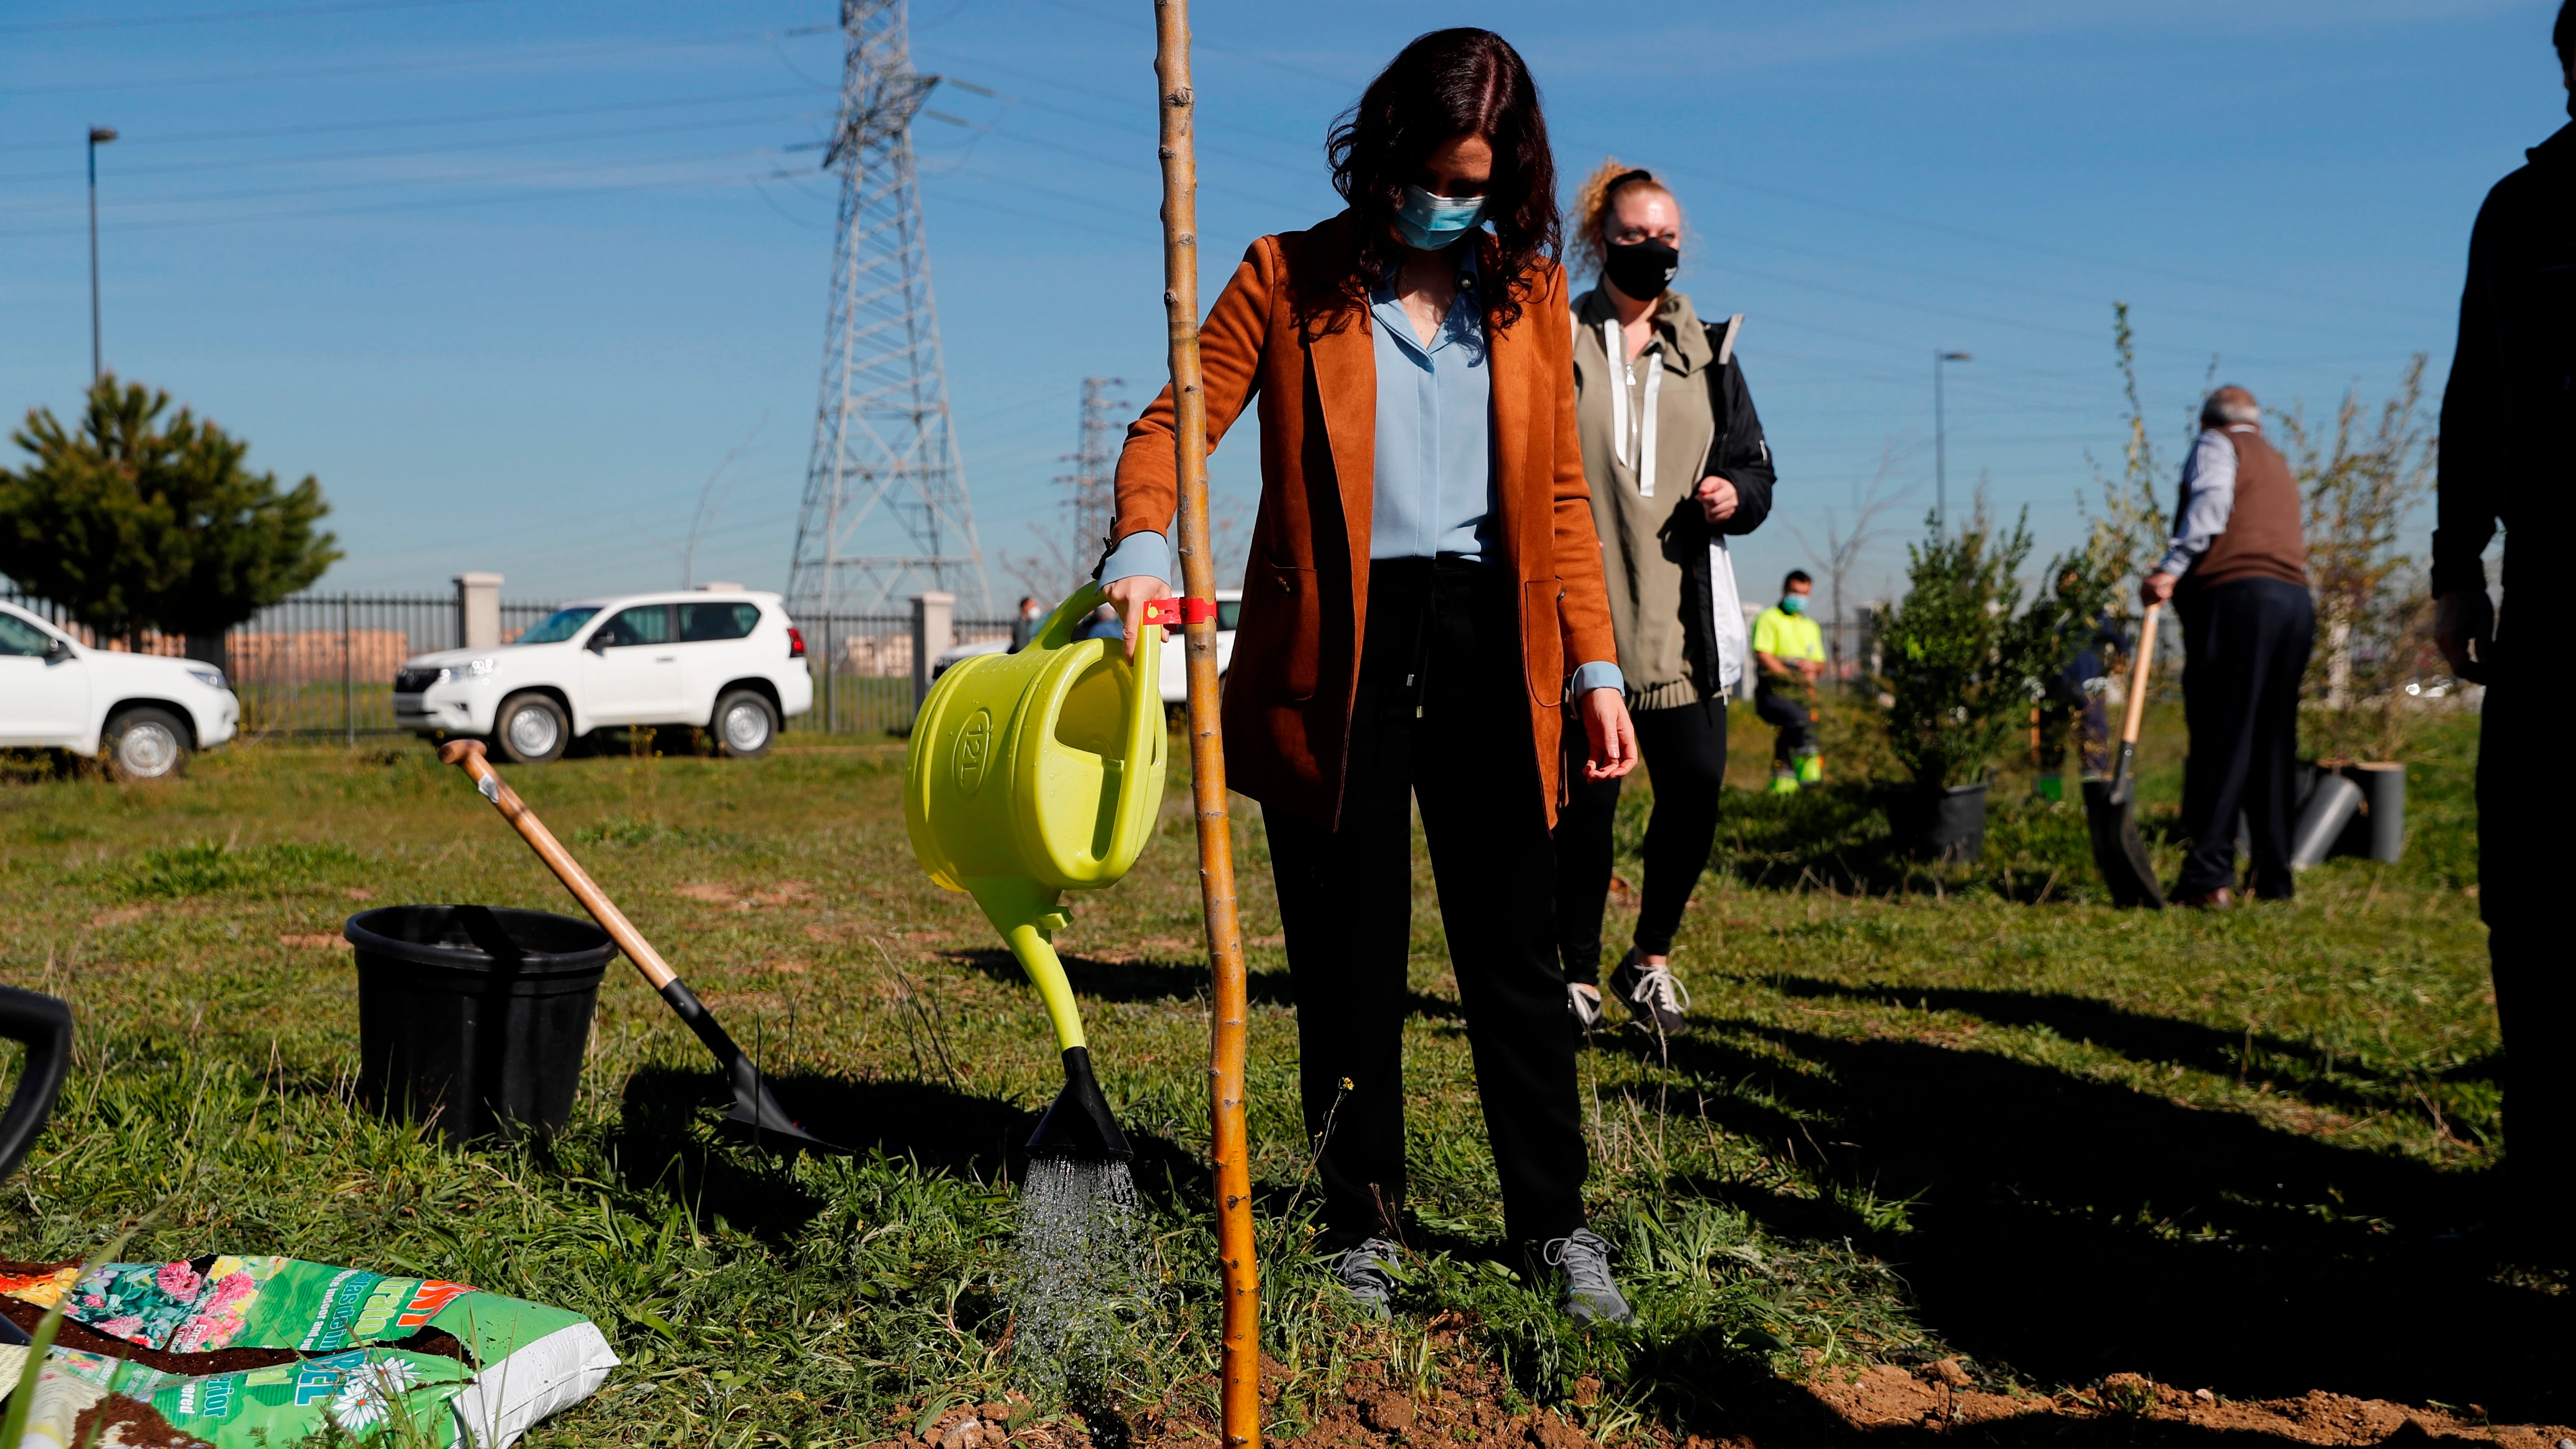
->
[951, 706, 994, 797]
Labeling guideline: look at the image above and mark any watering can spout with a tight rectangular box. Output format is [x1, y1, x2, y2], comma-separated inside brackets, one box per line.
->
[1029, 1045, 1134, 1161]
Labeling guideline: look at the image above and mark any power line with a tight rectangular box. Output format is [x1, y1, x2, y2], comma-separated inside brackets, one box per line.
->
[0, 110, 829, 188]
[2, 144, 782, 220]
[0, 85, 827, 156]
[0, 0, 499, 34]
[0, 25, 831, 98]
[1652, 158, 2447, 322]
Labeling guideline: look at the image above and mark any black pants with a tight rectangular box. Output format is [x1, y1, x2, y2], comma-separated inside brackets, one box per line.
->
[1556, 699, 1728, 984]
[2038, 692, 2110, 777]
[2175, 576, 2315, 898]
[1755, 685, 1814, 765]
[1264, 556, 1588, 1249]
[2476, 639, 2574, 1215]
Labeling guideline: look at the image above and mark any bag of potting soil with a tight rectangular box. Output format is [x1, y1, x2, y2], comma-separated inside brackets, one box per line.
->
[0, 1255, 618, 1447]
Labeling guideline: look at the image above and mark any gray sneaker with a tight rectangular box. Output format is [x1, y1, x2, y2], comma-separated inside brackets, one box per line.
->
[1329, 1238, 1401, 1319]
[1609, 949, 1692, 1038]
[1543, 1227, 1633, 1324]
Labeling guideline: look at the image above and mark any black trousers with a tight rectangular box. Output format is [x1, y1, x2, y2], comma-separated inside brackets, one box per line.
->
[1755, 685, 1814, 765]
[1264, 556, 1589, 1249]
[2038, 693, 2110, 777]
[2176, 576, 2315, 898]
[2477, 637, 2574, 1215]
[1556, 699, 1728, 983]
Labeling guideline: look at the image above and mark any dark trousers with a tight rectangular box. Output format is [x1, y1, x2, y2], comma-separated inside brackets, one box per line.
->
[1755, 684, 1814, 765]
[2477, 643, 2574, 1215]
[1264, 556, 1588, 1249]
[1556, 699, 1728, 983]
[2038, 693, 2110, 777]
[2175, 576, 2314, 898]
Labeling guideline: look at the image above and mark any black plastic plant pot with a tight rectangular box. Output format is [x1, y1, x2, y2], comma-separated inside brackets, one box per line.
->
[1894, 781, 1988, 864]
[346, 905, 614, 1144]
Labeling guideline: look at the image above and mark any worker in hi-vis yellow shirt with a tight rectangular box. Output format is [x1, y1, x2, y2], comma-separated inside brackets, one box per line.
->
[1751, 571, 1827, 793]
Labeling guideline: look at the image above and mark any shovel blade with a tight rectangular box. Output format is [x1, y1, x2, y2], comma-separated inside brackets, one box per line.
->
[720, 1082, 845, 1154]
[2083, 777, 2165, 910]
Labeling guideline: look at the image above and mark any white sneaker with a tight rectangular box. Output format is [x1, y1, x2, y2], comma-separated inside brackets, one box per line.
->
[1568, 982, 1603, 1038]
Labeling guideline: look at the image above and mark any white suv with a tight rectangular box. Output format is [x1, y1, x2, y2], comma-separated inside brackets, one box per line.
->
[0, 601, 241, 780]
[393, 589, 813, 764]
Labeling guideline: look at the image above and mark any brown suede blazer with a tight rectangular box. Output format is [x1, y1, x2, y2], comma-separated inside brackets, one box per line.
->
[1111, 213, 1618, 830]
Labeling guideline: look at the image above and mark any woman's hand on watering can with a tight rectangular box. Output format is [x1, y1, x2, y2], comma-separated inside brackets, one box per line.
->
[1102, 574, 1177, 661]
[1579, 687, 1638, 782]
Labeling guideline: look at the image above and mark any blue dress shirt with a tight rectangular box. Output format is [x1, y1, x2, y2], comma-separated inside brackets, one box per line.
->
[1366, 250, 1496, 561]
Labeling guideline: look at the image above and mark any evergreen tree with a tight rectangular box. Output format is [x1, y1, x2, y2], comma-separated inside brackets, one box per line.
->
[0, 376, 339, 658]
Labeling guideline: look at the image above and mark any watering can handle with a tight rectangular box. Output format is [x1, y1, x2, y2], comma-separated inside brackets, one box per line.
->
[0, 986, 72, 1191]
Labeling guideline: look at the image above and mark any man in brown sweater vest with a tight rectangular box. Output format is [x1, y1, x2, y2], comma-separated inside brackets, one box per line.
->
[2142, 386, 2313, 908]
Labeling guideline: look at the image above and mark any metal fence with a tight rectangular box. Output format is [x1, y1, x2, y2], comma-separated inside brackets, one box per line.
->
[794, 611, 1015, 737]
[3, 587, 1011, 741]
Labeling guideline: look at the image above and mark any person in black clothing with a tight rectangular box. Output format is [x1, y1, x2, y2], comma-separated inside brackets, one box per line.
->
[2432, 1, 2576, 1241]
[1007, 596, 1043, 652]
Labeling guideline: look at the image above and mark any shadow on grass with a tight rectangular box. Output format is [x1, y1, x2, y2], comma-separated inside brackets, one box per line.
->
[1620, 1016, 2570, 1423]
[1711, 783, 2142, 905]
[1761, 973, 2496, 1118]
[609, 1064, 1208, 1238]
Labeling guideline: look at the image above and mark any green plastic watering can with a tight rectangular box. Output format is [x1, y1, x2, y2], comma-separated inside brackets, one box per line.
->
[904, 584, 1174, 1159]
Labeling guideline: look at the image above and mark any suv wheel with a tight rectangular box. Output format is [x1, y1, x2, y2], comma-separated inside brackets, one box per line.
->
[104, 707, 190, 781]
[494, 692, 569, 765]
[712, 689, 776, 759]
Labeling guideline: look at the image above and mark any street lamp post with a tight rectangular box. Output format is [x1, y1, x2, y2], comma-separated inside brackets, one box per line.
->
[88, 126, 117, 384]
[1934, 349, 1971, 531]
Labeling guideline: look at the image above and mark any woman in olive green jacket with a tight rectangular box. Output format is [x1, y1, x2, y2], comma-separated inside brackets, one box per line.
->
[1558, 161, 1778, 1040]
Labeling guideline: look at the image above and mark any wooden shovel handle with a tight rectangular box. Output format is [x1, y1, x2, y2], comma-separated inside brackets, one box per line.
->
[437, 739, 678, 990]
[2118, 605, 2162, 749]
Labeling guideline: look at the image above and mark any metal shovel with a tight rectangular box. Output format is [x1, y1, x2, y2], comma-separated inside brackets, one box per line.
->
[439, 740, 843, 1153]
[2083, 604, 2166, 909]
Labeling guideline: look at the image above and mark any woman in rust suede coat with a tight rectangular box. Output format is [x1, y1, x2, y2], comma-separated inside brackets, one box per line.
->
[1098, 29, 1640, 1323]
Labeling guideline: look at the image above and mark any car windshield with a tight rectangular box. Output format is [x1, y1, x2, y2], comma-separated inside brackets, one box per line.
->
[513, 607, 598, 645]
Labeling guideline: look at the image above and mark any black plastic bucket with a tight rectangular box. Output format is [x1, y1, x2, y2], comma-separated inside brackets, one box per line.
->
[346, 905, 613, 1143]
[1892, 781, 1988, 864]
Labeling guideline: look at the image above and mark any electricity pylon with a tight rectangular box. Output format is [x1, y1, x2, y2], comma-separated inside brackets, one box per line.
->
[787, 0, 989, 619]
[1054, 377, 1126, 576]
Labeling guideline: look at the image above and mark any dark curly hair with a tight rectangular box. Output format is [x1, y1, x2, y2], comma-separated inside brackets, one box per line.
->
[1321, 28, 1559, 331]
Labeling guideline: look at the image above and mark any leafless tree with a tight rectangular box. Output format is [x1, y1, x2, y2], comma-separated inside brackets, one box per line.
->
[1787, 439, 1918, 689]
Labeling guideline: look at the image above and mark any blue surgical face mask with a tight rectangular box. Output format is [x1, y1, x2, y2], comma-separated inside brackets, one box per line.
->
[1395, 185, 1489, 251]
[1779, 594, 1807, 616]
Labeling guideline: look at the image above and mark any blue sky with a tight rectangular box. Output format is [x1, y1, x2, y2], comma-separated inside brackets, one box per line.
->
[0, 0, 2557, 616]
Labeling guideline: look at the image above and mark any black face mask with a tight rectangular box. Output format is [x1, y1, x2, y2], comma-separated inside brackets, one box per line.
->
[1603, 237, 1678, 300]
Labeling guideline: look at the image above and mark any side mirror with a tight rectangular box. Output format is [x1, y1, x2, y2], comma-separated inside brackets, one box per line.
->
[43, 636, 71, 663]
[584, 634, 609, 654]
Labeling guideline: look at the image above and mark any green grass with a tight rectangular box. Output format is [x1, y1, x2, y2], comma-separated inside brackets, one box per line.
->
[0, 706, 2560, 1446]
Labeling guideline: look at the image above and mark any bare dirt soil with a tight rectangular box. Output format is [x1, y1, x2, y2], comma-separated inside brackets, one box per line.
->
[867, 1351, 2576, 1449]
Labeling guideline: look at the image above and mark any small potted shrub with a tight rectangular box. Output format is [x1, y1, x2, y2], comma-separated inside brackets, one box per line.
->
[1877, 507, 2111, 862]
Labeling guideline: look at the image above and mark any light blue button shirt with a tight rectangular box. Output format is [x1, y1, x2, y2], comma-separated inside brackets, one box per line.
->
[1098, 244, 1620, 696]
[1367, 251, 1495, 561]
